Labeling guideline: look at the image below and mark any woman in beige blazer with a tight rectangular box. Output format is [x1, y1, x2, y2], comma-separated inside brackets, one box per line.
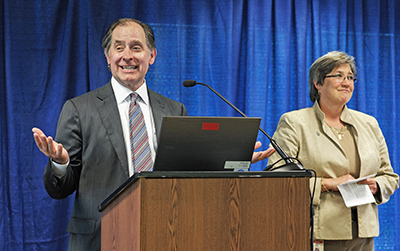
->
[267, 51, 399, 251]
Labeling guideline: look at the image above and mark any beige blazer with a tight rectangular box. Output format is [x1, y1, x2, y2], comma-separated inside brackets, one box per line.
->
[267, 102, 399, 240]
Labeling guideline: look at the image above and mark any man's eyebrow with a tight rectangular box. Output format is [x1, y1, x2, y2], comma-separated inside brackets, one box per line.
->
[130, 40, 143, 45]
[112, 39, 144, 48]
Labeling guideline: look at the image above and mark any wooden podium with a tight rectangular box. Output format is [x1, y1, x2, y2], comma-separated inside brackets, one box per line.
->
[99, 171, 311, 251]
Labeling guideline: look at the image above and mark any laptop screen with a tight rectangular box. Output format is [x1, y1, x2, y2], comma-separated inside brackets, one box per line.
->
[152, 116, 261, 172]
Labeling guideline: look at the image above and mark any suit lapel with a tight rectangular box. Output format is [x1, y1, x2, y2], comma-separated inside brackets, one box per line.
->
[148, 89, 166, 140]
[95, 82, 129, 177]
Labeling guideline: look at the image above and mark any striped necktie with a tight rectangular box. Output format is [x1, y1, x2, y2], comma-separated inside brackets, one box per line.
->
[129, 93, 153, 173]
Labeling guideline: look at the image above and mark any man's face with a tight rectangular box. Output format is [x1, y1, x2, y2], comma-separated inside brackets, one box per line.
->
[105, 22, 157, 91]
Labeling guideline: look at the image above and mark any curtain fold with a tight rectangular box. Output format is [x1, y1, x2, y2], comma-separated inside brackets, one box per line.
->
[1, 0, 399, 250]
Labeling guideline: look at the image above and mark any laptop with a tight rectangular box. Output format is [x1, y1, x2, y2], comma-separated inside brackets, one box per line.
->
[152, 116, 261, 172]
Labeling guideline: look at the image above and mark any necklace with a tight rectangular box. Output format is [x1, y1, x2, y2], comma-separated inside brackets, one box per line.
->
[330, 126, 345, 140]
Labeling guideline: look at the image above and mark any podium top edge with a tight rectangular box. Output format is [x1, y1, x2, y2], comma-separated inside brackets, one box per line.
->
[98, 170, 312, 212]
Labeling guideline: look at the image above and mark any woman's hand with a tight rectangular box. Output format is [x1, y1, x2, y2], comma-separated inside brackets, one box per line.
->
[358, 178, 378, 194]
[322, 174, 355, 192]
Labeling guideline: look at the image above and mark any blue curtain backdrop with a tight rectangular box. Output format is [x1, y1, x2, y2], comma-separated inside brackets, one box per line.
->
[1, 0, 399, 250]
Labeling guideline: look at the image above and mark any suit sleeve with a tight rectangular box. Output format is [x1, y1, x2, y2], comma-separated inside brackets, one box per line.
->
[267, 113, 301, 168]
[43, 100, 82, 199]
[372, 119, 399, 204]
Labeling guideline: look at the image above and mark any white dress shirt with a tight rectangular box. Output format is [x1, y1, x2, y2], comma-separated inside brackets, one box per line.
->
[111, 77, 157, 176]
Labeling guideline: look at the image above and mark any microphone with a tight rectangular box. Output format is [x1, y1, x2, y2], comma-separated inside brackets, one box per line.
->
[182, 80, 197, 87]
[183, 80, 304, 171]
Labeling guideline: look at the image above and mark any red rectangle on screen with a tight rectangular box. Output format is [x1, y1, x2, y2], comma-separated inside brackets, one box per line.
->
[202, 122, 219, 131]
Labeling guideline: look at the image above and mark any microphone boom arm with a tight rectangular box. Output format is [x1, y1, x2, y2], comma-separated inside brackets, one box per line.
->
[197, 82, 294, 164]
[183, 80, 304, 171]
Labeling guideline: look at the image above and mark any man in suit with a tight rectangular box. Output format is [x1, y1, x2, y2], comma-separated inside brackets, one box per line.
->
[32, 18, 275, 250]
[32, 18, 188, 250]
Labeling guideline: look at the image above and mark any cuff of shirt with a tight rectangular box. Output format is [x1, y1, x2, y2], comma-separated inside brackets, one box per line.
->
[51, 159, 69, 179]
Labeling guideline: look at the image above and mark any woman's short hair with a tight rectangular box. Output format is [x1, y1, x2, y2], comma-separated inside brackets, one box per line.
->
[102, 18, 156, 56]
[308, 51, 357, 102]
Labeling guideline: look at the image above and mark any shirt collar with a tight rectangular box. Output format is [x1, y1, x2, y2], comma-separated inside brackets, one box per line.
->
[111, 77, 150, 105]
[312, 101, 354, 126]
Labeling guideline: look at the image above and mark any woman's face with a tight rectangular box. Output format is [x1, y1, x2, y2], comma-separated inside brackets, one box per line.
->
[315, 63, 355, 107]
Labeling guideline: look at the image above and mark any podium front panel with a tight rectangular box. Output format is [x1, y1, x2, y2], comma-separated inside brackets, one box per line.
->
[101, 172, 310, 251]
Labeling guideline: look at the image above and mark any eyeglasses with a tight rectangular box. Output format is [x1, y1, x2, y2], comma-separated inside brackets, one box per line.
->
[325, 74, 357, 82]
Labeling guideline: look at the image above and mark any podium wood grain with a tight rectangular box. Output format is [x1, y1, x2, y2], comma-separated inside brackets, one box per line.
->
[101, 176, 310, 250]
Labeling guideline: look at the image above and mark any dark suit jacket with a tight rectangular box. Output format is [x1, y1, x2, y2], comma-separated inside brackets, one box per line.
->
[43, 82, 187, 250]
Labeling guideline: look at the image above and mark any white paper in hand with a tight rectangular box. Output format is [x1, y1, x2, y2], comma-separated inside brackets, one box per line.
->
[337, 174, 376, 208]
